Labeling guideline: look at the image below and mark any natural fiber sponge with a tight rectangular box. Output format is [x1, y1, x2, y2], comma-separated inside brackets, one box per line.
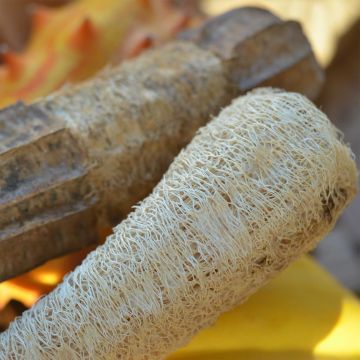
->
[0, 88, 357, 359]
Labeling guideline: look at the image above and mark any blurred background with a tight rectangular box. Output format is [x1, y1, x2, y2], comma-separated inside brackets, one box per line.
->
[0, 0, 359, 330]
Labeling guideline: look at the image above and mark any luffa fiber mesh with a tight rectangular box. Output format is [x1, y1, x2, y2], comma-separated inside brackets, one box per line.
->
[0, 88, 357, 359]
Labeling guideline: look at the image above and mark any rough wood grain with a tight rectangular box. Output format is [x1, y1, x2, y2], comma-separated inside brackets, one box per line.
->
[0, 7, 324, 281]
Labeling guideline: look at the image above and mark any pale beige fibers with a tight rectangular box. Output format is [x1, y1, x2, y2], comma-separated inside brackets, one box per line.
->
[0, 89, 357, 359]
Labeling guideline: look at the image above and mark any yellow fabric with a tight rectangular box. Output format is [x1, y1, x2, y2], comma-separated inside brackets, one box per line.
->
[169, 256, 360, 359]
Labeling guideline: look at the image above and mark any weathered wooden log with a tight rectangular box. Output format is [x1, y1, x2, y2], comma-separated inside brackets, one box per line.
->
[0, 7, 324, 281]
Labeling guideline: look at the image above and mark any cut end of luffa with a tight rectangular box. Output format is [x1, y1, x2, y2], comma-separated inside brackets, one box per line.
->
[0, 88, 357, 359]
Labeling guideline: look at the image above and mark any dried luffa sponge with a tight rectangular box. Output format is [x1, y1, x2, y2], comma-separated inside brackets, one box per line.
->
[0, 6, 325, 281]
[0, 88, 357, 359]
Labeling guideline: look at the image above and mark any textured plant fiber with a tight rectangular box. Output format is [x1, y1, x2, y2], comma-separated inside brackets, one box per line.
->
[0, 89, 357, 359]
